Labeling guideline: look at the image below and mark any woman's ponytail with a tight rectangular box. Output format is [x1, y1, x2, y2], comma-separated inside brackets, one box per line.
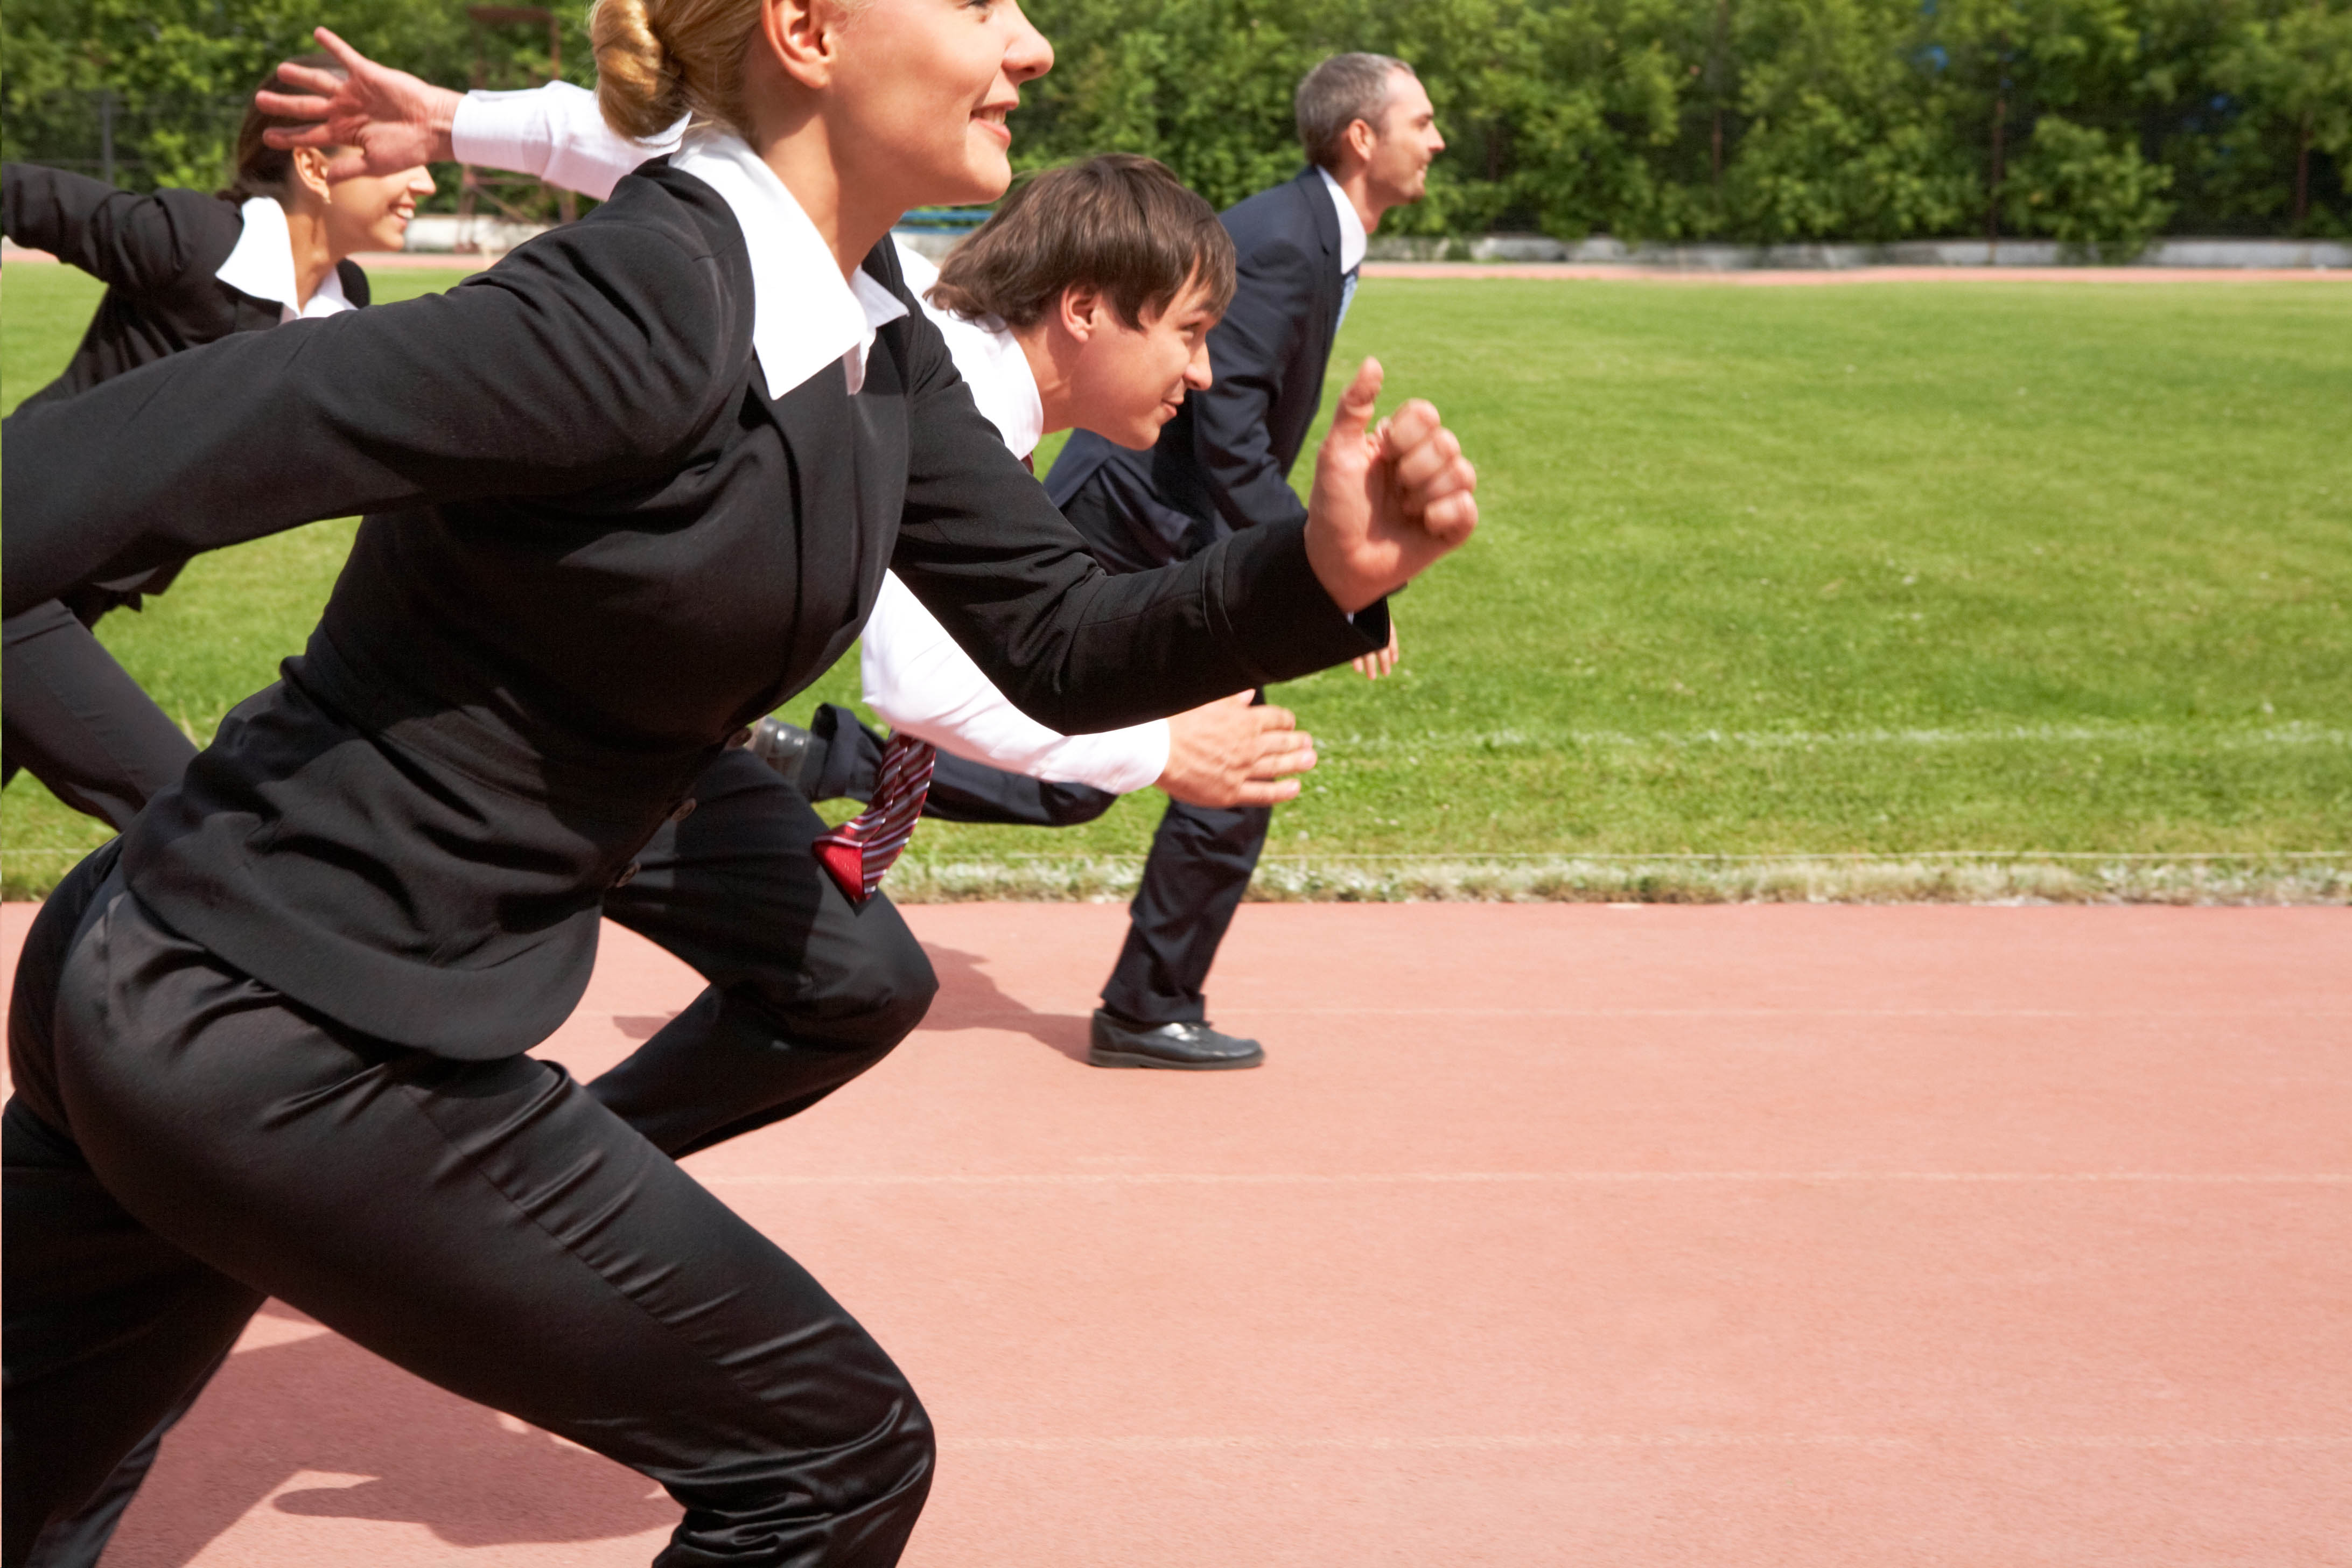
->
[589, 0, 760, 142]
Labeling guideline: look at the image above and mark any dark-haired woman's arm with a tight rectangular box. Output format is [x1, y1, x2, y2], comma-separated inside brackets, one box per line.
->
[2, 219, 734, 618]
[2, 163, 218, 295]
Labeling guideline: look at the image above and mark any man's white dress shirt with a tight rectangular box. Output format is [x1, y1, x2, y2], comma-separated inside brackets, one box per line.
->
[214, 196, 356, 321]
[1314, 165, 1368, 331]
[456, 88, 1170, 794]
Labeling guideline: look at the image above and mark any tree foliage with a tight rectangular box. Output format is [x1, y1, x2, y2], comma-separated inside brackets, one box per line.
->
[5, 0, 2345, 243]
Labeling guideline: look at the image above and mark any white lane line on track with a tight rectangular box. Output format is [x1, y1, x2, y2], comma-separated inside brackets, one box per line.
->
[698, 1171, 2352, 1187]
[944, 1433, 2352, 1452]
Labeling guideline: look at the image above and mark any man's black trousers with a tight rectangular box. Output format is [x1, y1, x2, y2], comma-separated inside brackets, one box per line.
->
[5, 751, 941, 1567]
[1059, 472, 1273, 1026]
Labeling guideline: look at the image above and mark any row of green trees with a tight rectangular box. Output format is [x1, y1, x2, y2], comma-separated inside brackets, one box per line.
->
[6, 0, 2347, 249]
[1013, 0, 2352, 249]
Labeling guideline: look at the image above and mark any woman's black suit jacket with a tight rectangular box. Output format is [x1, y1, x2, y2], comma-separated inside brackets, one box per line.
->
[2, 162, 373, 404]
[2, 162, 372, 614]
[2, 159, 1382, 1059]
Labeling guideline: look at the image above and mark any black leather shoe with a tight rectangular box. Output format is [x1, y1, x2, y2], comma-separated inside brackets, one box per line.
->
[745, 716, 827, 794]
[1088, 1010, 1265, 1070]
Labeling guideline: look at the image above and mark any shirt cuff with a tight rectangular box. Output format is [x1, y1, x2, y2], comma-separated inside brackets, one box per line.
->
[451, 87, 569, 180]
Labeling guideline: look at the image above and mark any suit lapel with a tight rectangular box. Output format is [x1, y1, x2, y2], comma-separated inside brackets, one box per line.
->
[1293, 169, 1346, 355]
[750, 339, 907, 685]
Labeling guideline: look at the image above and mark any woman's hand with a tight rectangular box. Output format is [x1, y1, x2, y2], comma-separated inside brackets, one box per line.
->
[1302, 358, 1478, 615]
[258, 27, 463, 181]
[1353, 618, 1400, 679]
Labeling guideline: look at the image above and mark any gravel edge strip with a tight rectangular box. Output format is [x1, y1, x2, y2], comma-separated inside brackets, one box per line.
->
[887, 856, 2351, 906]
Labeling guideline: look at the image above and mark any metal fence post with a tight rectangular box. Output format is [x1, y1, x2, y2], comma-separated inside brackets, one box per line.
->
[99, 88, 117, 185]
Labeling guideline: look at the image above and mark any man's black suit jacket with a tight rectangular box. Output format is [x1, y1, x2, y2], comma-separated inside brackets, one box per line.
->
[3, 162, 373, 613]
[2, 160, 1381, 1059]
[1046, 166, 1345, 566]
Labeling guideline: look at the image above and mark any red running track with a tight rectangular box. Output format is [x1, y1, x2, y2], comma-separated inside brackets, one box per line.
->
[3, 901, 2347, 1566]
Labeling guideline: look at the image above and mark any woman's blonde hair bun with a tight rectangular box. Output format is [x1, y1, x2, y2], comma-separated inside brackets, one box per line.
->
[590, 0, 758, 142]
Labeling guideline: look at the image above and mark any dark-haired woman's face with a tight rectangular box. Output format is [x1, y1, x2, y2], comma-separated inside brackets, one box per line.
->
[833, 0, 1052, 208]
[322, 163, 436, 257]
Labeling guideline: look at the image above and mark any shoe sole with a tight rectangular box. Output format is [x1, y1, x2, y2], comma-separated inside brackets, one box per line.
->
[1086, 1045, 1265, 1071]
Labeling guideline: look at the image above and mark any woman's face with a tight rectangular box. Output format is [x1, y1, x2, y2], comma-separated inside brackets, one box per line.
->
[829, 0, 1053, 209]
[1066, 274, 1220, 450]
[323, 164, 436, 257]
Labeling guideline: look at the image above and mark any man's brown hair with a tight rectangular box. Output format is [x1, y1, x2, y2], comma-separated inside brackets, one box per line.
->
[929, 155, 1236, 331]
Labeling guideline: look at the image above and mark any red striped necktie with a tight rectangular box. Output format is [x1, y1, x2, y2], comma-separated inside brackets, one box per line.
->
[811, 730, 936, 904]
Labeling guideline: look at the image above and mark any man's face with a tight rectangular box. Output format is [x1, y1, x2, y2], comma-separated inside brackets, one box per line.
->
[1364, 71, 1444, 209]
[1066, 272, 1221, 450]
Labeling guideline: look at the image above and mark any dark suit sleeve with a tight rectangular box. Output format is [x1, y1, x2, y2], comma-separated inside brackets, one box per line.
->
[2, 164, 217, 295]
[1191, 235, 1320, 534]
[2, 220, 732, 618]
[887, 305, 1378, 736]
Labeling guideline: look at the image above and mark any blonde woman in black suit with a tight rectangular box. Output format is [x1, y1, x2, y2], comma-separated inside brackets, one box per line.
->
[0, 64, 433, 834]
[0, 2, 1479, 1563]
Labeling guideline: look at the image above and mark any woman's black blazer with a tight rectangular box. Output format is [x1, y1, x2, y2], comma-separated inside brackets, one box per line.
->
[3, 159, 1381, 1059]
[2, 162, 372, 612]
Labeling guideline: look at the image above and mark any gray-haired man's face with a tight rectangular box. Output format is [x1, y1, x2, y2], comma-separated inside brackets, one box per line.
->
[1364, 72, 1444, 209]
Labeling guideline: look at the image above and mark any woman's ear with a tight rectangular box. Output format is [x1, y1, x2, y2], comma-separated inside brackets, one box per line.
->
[755, 0, 846, 91]
[289, 145, 337, 204]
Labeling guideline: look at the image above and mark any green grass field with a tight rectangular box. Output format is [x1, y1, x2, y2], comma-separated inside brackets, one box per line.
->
[4, 261, 2347, 899]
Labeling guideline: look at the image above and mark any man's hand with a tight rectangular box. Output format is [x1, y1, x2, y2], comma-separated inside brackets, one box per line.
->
[1303, 358, 1478, 614]
[257, 27, 462, 180]
[1353, 618, 1399, 679]
[1155, 692, 1316, 808]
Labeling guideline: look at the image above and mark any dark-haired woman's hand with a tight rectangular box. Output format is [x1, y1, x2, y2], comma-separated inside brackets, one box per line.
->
[257, 27, 462, 180]
[1303, 358, 1479, 614]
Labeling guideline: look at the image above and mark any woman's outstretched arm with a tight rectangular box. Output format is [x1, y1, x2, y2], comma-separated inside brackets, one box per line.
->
[1, 163, 217, 296]
[2, 204, 733, 618]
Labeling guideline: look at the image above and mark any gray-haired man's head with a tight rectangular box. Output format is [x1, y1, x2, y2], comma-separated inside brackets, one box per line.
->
[1296, 53, 1444, 222]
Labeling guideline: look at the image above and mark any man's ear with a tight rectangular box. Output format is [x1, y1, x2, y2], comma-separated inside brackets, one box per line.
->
[1057, 283, 1104, 342]
[1343, 115, 1380, 166]
[756, 0, 847, 92]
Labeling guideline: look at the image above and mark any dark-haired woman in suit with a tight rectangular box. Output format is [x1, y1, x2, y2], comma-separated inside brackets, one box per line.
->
[0, 62, 433, 832]
[1, 0, 1479, 1561]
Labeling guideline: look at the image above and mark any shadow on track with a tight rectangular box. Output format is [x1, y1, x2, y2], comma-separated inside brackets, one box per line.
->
[109, 1301, 676, 1565]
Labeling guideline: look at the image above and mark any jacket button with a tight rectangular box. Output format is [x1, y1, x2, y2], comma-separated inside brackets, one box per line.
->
[611, 860, 641, 889]
[726, 726, 754, 749]
[669, 798, 697, 824]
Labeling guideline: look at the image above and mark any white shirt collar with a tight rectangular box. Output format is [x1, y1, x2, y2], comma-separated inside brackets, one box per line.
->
[1316, 166, 1369, 275]
[920, 307, 1044, 461]
[671, 130, 909, 397]
[891, 235, 1043, 459]
[214, 196, 358, 321]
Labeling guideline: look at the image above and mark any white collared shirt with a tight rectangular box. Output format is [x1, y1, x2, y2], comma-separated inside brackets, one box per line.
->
[889, 241, 1044, 460]
[1315, 165, 1369, 276]
[860, 242, 1167, 793]
[452, 81, 685, 203]
[669, 130, 907, 397]
[213, 197, 356, 322]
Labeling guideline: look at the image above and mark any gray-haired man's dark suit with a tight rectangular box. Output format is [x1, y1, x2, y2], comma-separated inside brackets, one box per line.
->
[1047, 165, 1353, 1027]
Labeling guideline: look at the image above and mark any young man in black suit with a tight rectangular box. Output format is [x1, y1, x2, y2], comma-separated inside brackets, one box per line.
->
[1046, 52, 1447, 1070]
